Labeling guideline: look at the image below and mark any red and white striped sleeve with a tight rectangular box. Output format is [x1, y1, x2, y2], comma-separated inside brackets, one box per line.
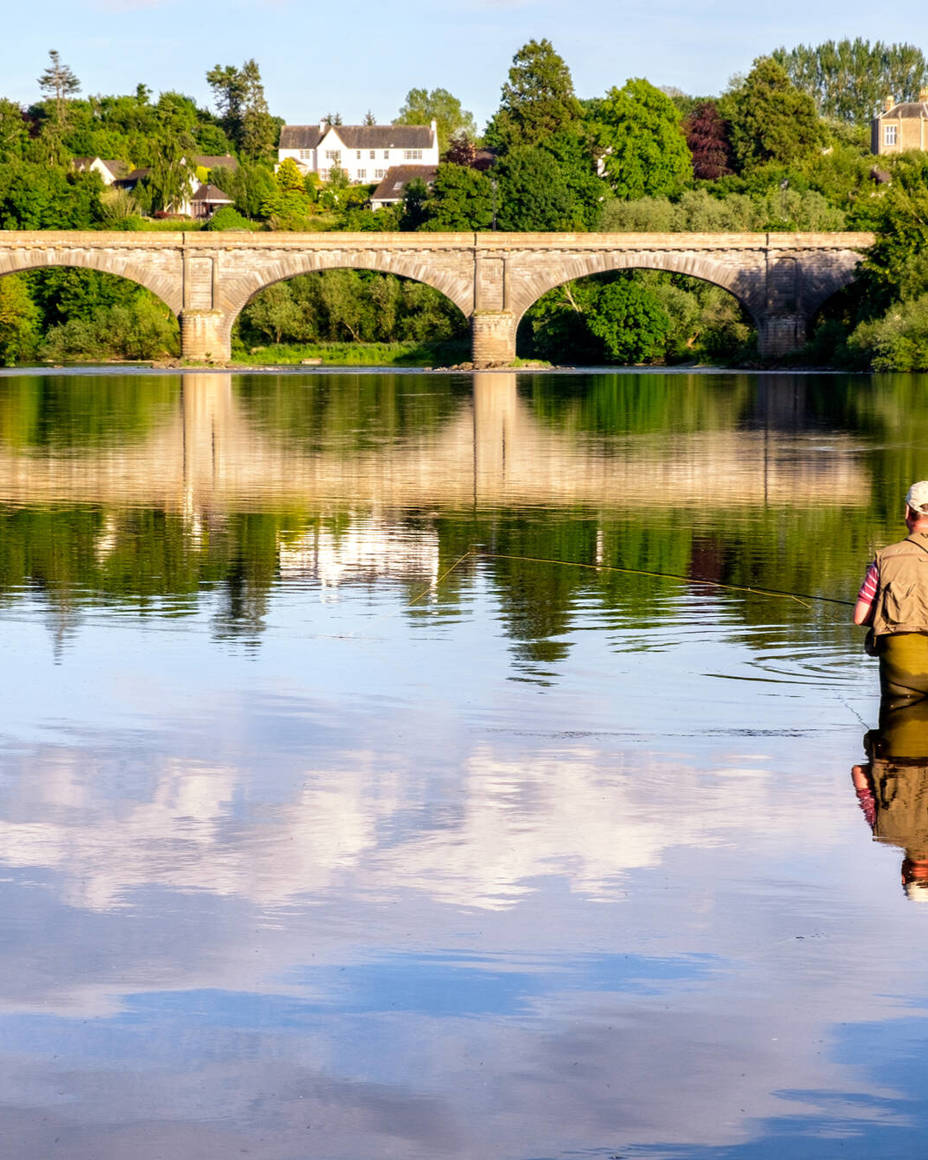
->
[856, 562, 879, 613]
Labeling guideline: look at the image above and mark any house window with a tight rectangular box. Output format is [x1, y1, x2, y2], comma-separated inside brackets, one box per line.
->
[357, 169, 367, 180]
[369, 150, 376, 159]
[374, 169, 385, 179]
[319, 169, 329, 181]
[325, 150, 341, 161]
[299, 149, 311, 159]
[356, 151, 361, 159]
[404, 149, 423, 161]
[383, 150, 390, 159]
[885, 124, 898, 146]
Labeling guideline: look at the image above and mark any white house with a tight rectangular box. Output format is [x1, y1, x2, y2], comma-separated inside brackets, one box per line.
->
[71, 157, 130, 185]
[278, 120, 439, 184]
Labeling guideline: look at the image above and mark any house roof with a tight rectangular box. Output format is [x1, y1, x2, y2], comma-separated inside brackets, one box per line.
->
[335, 125, 434, 149]
[878, 101, 928, 119]
[370, 165, 438, 204]
[279, 125, 327, 150]
[191, 183, 234, 204]
[196, 154, 239, 170]
[280, 123, 435, 151]
[72, 157, 130, 180]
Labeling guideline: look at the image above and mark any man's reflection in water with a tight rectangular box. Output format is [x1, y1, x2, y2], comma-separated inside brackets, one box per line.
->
[853, 698, 928, 900]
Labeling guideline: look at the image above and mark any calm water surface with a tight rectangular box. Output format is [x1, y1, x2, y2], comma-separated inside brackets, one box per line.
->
[0, 369, 926, 1159]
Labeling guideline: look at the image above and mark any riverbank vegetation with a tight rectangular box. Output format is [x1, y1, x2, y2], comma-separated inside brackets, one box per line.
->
[3, 41, 928, 368]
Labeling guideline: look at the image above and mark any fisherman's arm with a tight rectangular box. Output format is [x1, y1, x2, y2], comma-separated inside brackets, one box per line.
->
[853, 562, 878, 626]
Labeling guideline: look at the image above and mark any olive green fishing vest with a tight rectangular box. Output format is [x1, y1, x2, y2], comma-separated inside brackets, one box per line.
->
[871, 533, 928, 638]
[869, 759, 928, 857]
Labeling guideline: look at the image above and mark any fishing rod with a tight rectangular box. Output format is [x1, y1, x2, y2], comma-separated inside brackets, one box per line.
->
[413, 548, 856, 610]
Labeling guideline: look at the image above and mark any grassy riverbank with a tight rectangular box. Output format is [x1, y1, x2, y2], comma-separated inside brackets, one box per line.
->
[230, 338, 472, 367]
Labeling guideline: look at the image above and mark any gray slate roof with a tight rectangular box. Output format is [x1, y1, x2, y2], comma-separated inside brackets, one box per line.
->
[280, 124, 434, 150]
[279, 125, 326, 150]
[371, 165, 438, 203]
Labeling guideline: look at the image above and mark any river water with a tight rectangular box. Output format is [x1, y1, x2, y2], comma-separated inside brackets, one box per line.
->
[0, 368, 925, 1159]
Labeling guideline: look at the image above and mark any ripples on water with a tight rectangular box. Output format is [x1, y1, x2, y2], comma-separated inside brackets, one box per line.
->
[0, 369, 926, 1159]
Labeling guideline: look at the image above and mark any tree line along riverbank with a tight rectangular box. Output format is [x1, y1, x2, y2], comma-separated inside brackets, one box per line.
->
[3, 39, 928, 369]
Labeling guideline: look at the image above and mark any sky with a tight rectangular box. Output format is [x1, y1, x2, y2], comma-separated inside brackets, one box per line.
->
[4, 0, 928, 131]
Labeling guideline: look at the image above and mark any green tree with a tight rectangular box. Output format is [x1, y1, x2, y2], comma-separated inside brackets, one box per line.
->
[275, 156, 305, 192]
[207, 59, 276, 157]
[239, 60, 277, 160]
[495, 145, 574, 231]
[204, 205, 256, 231]
[421, 163, 494, 230]
[849, 294, 928, 370]
[857, 153, 928, 309]
[0, 100, 27, 162]
[485, 38, 582, 152]
[318, 165, 351, 211]
[244, 282, 306, 343]
[394, 87, 477, 153]
[774, 39, 928, 124]
[0, 274, 40, 364]
[37, 50, 80, 126]
[585, 278, 672, 362]
[145, 142, 195, 215]
[400, 177, 430, 230]
[542, 128, 609, 229]
[206, 62, 248, 146]
[593, 79, 692, 200]
[720, 57, 822, 172]
[0, 162, 103, 229]
[222, 161, 276, 219]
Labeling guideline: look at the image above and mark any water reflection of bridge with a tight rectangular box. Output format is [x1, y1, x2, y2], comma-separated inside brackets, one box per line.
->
[0, 373, 867, 512]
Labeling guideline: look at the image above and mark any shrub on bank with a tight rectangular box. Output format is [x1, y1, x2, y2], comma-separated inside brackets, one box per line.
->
[849, 295, 928, 371]
[41, 296, 179, 362]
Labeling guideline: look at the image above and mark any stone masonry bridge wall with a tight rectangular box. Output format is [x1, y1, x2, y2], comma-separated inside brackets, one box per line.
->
[0, 230, 873, 364]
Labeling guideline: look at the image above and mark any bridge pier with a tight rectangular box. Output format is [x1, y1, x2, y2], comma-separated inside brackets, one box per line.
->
[757, 313, 810, 360]
[180, 310, 231, 363]
[471, 311, 517, 368]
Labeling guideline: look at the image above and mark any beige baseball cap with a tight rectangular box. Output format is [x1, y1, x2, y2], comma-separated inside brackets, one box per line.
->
[906, 481, 928, 513]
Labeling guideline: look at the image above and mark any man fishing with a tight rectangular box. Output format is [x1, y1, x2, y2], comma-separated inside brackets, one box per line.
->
[854, 481, 928, 703]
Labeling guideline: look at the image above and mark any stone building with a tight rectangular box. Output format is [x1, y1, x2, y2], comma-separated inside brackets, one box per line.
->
[871, 91, 928, 154]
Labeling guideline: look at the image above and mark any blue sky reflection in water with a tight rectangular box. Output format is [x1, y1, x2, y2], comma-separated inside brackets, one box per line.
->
[0, 370, 926, 1159]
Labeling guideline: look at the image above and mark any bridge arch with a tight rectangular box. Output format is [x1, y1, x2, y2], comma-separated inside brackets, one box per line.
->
[0, 246, 182, 318]
[508, 250, 766, 331]
[512, 264, 757, 364]
[219, 248, 475, 348]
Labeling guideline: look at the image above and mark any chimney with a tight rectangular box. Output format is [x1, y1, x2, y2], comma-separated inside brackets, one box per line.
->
[920, 87, 928, 103]
[885, 95, 895, 112]
[430, 118, 437, 140]
[319, 120, 327, 132]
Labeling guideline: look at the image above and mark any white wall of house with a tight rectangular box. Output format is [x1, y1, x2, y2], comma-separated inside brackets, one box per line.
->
[278, 122, 439, 184]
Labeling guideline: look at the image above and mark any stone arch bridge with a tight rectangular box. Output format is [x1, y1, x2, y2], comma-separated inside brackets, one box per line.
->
[0, 230, 873, 364]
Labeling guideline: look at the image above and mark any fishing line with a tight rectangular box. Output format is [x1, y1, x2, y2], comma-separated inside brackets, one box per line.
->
[405, 549, 475, 607]
[472, 551, 855, 610]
